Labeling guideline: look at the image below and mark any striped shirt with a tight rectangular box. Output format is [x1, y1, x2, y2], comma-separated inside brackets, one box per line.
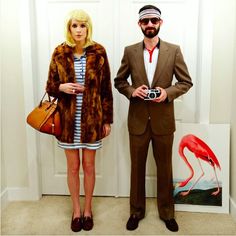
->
[58, 54, 102, 150]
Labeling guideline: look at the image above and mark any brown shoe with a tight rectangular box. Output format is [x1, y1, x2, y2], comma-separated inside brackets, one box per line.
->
[126, 214, 142, 231]
[163, 218, 179, 232]
[71, 214, 83, 232]
[83, 214, 94, 231]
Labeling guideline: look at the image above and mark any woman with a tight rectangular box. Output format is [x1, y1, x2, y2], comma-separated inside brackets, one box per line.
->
[46, 9, 113, 232]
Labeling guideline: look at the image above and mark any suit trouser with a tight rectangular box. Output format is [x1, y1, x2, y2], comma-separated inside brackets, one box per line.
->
[129, 121, 174, 220]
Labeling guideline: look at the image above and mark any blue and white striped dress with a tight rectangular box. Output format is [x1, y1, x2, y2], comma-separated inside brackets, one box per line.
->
[58, 54, 102, 150]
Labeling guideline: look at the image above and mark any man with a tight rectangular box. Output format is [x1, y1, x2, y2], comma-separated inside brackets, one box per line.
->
[114, 5, 193, 232]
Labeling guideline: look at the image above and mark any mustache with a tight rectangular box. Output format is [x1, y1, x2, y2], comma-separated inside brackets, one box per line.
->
[145, 27, 156, 31]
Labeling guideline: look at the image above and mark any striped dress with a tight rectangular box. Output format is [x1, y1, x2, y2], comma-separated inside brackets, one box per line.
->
[58, 54, 102, 150]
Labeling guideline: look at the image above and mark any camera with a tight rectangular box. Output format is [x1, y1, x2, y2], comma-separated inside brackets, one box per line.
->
[144, 89, 161, 100]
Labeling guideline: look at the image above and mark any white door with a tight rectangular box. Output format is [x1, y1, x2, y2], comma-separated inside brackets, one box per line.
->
[35, 0, 199, 196]
[115, 0, 199, 196]
[35, 0, 117, 195]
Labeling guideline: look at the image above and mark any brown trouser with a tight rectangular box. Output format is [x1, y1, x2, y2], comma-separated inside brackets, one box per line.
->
[129, 122, 174, 220]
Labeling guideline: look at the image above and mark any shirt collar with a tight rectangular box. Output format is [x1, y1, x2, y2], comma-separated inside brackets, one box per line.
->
[143, 39, 160, 50]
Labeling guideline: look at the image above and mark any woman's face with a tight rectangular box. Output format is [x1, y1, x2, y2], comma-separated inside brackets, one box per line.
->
[70, 18, 87, 44]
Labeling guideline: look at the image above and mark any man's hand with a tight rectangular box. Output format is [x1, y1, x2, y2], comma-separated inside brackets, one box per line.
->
[132, 85, 148, 99]
[152, 87, 167, 103]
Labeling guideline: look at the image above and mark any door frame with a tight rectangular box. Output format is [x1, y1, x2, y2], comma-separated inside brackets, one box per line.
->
[20, 0, 213, 200]
[16, 0, 41, 201]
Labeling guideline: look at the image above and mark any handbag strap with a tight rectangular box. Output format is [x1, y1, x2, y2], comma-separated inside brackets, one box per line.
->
[39, 92, 57, 106]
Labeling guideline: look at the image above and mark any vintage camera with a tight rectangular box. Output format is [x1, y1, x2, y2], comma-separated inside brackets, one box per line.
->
[144, 89, 161, 100]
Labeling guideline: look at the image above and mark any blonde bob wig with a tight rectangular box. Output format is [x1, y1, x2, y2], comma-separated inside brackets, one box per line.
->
[64, 9, 94, 48]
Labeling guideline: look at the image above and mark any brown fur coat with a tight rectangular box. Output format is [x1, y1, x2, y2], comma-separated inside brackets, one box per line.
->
[46, 42, 113, 143]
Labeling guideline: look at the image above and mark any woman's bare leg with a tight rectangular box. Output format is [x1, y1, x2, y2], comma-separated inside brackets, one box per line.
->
[65, 149, 81, 218]
[82, 149, 96, 217]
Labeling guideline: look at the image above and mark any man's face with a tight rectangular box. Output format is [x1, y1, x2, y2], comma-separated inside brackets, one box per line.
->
[139, 17, 162, 38]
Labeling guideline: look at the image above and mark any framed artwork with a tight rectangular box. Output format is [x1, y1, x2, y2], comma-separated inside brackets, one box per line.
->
[172, 123, 230, 213]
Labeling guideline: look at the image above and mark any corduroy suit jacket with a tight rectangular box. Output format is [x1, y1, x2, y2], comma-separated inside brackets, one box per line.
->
[114, 39, 193, 135]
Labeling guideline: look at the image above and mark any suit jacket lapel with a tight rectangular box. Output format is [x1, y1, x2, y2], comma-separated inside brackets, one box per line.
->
[151, 40, 169, 88]
[133, 42, 149, 86]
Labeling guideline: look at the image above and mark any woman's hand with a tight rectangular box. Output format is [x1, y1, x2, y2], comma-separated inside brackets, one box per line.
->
[59, 83, 85, 94]
[103, 124, 111, 137]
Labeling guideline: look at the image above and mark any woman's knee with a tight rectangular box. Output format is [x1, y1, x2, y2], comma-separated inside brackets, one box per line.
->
[82, 162, 95, 176]
[68, 164, 80, 176]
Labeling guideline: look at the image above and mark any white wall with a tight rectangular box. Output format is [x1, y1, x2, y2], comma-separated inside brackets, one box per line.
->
[0, 0, 6, 203]
[1, 0, 29, 208]
[1, 0, 236, 219]
[229, 0, 236, 219]
[230, 48, 236, 218]
[210, 0, 235, 122]
[210, 0, 236, 218]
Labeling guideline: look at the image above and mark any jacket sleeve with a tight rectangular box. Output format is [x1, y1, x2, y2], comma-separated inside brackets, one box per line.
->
[101, 49, 113, 124]
[165, 46, 193, 102]
[46, 49, 62, 98]
[114, 47, 135, 99]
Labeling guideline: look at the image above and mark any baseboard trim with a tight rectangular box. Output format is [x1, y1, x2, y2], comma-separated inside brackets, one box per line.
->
[1, 188, 9, 211]
[1, 187, 41, 211]
[230, 197, 236, 221]
[8, 187, 41, 201]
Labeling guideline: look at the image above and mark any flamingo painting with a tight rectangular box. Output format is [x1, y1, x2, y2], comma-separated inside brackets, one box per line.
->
[176, 134, 221, 197]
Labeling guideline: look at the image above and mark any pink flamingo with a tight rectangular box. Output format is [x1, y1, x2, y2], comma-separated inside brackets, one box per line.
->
[176, 134, 221, 196]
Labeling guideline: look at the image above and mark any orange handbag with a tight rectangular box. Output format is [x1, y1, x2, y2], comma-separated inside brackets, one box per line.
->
[26, 92, 61, 137]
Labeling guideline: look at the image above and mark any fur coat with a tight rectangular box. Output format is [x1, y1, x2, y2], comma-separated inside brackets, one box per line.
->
[46, 42, 113, 143]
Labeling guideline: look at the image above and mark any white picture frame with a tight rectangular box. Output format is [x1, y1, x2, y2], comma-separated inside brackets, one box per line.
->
[173, 123, 230, 213]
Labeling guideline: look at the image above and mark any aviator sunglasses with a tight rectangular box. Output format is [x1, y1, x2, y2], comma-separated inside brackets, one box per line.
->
[140, 17, 161, 25]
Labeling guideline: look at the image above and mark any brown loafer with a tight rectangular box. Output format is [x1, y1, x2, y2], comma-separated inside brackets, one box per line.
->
[126, 214, 142, 231]
[163, 218, 179, 232]
[71, 214, 83, 232]
[83, 214, 94, 231]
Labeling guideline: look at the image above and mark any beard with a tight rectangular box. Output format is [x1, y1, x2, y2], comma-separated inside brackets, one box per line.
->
[142, 26, 160, 38]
